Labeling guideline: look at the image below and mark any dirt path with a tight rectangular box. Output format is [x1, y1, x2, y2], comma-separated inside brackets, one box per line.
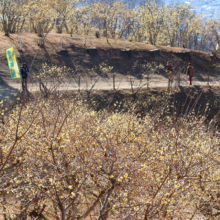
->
[7, 75, 220, 91]
[1, 75, 220, 104]
[0, 83, 20, 104]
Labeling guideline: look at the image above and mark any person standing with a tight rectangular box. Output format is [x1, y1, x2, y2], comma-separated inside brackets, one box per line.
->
[167, 62, 173, 87]
[186, 63, 194, 85]
[20, 63, 29, 91]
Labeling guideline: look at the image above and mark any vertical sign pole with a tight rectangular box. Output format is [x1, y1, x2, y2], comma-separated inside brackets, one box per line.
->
[124, 37, 126, 50]
[60, 36, 62, 50]
[130, 78, 134, 94]
[90, 36, 92, 48]
[182, 38, 183, 52]
[153, 37, 155, 51]
[208, 72, 210, 86]
[78, 75, 81, 92]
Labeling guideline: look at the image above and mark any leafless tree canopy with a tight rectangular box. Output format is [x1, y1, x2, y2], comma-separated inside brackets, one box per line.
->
[0, 0, 219, 51]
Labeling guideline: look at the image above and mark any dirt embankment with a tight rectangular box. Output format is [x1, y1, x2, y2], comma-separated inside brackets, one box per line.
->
[24, 86, 219, 121]
[0, 33, 220, 105]
[84, 86, 220, 119]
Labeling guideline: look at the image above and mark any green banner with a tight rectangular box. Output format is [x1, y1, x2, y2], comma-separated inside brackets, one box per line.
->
[5, 47, 21, 80]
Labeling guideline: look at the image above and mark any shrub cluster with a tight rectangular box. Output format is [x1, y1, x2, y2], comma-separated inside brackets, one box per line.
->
[0, 93, 219, 219]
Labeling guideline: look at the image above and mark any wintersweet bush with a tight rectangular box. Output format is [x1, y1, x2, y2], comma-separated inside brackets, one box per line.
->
[0, 94, 219, 220]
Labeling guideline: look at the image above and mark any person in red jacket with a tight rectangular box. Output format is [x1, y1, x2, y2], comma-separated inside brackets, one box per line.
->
[186, 63, 195, 85]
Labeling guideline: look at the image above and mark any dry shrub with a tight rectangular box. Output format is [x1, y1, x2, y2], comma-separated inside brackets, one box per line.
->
[0, 93, 220, 219]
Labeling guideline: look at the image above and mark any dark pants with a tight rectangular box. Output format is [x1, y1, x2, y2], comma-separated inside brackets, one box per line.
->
[22, 78, 27, 91]
[189, 77, 192, 85]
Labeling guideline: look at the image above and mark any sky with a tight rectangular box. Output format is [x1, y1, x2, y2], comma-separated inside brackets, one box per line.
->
[164, 0, 220, 18]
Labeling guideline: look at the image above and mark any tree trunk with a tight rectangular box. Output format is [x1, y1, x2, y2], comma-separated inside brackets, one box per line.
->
[111, 18, 117, 38]
[4, 20, 9, 36]
[170, 39, 174, 47]
[149, 34, 153, 45]
[56, 18, 62, 34]
[61, 209, 66, 220]
[97, 182, 116, 220]
[37, 23, 44, 37]
[103, 19, 107, 37]
[76, 23, 78, 34]
[19, 19, 26, 33]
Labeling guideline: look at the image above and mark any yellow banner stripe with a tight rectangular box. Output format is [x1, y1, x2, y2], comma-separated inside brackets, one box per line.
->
[5, 47, 21, 80]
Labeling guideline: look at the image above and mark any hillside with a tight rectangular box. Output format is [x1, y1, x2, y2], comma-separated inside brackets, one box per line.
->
[1, 33, 220, 220]
[0, 33, 220, 88]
